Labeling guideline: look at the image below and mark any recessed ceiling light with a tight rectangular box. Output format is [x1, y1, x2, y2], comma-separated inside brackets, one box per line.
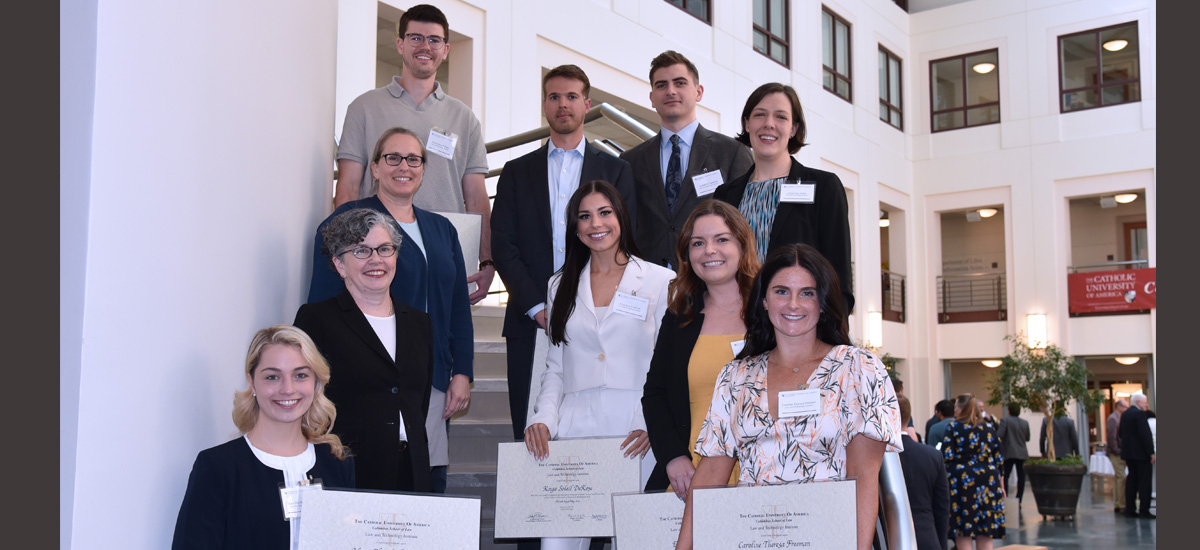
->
[972, 62, 996, 74]
[982, 359, 1002, 368]
[1114, 193, 1138, 204]
[1103, 39, 1128, 52]
[978, 208, 998, 218]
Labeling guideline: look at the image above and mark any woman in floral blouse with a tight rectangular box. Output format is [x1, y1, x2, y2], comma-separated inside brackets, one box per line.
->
[675, 244, 902, 550]
[940, 394, 1005, 549]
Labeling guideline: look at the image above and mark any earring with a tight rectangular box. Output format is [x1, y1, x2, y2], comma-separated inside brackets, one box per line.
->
[252, 391, 256, 397]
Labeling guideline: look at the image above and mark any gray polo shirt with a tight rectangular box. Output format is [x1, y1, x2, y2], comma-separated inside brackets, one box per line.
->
[337, 77, 488, 213]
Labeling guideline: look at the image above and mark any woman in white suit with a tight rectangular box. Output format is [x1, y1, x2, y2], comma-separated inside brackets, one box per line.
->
[525, 180, 675, 550]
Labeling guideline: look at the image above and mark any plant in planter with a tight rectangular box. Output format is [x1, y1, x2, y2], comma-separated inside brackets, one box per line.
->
[985, 333, 1103, 520]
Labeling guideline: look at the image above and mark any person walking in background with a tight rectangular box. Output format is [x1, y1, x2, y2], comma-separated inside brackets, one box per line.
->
[926, 399, 952, 442]
[896, 395, 950, 550]
[996, 404, 1030, 504]
[1119, 394, 1155, 519]
[927, 399, 956, 449]
[942, 394, 1005, 550]
[1106, 398, 1129, 514]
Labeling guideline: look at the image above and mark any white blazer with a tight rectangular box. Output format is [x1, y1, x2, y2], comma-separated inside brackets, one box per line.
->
[529, 255, 675, 438]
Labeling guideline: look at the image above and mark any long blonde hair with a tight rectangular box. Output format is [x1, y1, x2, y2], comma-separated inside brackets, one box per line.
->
[954, 393, 984, 427]
[232, 325, 348, 459]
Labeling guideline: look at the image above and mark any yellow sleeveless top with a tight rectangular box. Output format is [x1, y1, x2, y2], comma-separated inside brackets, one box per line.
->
[667, 334, 742, 492]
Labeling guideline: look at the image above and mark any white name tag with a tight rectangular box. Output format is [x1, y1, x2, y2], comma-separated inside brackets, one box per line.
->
[730, 339, 746, 356]
[611, 291, 650, 321]
[691, 170, 724, 196]
[777, 388, 822, 418]
[780, 182, 816, 203]
[426, 127, 458, 160]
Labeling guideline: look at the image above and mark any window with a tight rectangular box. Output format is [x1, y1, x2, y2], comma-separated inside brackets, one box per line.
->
[930, 49, 999, 132]
[822, 7, 852, 102]
[878, 46, 902, 129]
[753, 0, 789, 66]
[665, 0, 709, 23]
[1058, 22, 1140, 113]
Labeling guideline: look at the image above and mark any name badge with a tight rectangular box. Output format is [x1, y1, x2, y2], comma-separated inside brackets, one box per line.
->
[777, 389, 822, 418]
[730, 339, 746, 356]
[611, 291, 650, 321]
[426, 127, 458, 160]
[279, 480, 322, 520]
[691, 170, 724, 196]
[780, 182, 816, 203]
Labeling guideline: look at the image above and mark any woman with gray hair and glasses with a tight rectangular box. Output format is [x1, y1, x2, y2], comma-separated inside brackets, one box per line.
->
[307, 126, 474, 493]
[295, 207, 435, 493]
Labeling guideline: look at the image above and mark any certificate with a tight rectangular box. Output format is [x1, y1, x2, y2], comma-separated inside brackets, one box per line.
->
[611, 491, 685, 550]
[692, 480, 857, 550]
[495, 438, 641, 538]
[297, 488, 480, 549]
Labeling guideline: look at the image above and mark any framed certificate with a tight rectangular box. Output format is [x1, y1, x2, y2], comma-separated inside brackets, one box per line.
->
[691, 480, 858, 549]
[611, 491, 685, 550]
[495, 437, 641, 538]
[297, 488, 480, 549]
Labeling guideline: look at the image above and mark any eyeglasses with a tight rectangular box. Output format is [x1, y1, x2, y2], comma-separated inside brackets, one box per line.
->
[380, 153, 426, 167]
[339, 244, 398, 259]
[404, 33, 446, 50]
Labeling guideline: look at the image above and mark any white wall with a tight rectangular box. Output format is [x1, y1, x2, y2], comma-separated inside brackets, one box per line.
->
[67, 1, 338, 547]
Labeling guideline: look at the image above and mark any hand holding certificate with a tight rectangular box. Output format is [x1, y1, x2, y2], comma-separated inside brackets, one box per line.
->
[495, 437, 641, 538]
[297, 488, 481, 549]
[690, 480, 858, 550]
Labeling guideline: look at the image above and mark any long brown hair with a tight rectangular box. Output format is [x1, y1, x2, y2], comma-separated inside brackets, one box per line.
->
[954, 394, 984, 427]
[667, 200, 759, 326]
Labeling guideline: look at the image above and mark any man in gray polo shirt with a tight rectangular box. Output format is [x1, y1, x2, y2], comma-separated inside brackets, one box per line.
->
[336, 4, 494, 303]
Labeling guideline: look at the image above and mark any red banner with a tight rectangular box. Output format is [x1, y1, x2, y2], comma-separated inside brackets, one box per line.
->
[1068, 268, 1156, 314]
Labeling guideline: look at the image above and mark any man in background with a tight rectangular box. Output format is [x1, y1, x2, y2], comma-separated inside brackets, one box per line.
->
[1039, 409, 1079, 458]
[926, 399, 956, 449]
[1119, 394, 1155, 519]
[1106, 398, 1129, 514]
[897, 395, 950, 550]
[996, 404, 1030, 504]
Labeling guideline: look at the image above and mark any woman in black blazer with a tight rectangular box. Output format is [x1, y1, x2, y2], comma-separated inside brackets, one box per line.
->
[641, 200, 760, 497]
[172, 325, 355, 550]
[713, 82, 854, 313]
[294, 208, 434, 493]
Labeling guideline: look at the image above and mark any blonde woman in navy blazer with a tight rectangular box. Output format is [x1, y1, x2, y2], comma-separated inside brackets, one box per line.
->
[524, 180, 675, 550]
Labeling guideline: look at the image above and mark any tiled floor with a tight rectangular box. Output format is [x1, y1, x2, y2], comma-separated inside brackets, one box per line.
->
[991, 474, 1156, 549]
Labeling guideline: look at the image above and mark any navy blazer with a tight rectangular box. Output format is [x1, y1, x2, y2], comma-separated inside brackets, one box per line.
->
[294, 291, 434, 492]
[307, 197, 473, 391]
[491, 141, 638, 341]
[171, 438, 354, 550]
[1119, 406, 1155, 461]
[714, 158, 855, 312]
[621, 124, 752, 268]
[898, 434, 950, 550]
[641, 294, 707, 491]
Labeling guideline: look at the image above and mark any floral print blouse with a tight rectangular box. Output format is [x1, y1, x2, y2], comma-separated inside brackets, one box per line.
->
[695, 345, 903, 485]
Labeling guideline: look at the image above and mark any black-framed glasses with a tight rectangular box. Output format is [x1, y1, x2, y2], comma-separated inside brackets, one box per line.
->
[381, 153, 426, 167]
[339, 244, 398, 259]
[404, 33, 446, 50]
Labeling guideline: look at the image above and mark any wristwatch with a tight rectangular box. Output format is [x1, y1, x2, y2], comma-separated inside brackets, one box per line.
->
[479, 259, 495, 270]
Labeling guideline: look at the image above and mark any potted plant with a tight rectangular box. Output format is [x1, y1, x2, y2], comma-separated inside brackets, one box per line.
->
[985, 333, 1103, 520]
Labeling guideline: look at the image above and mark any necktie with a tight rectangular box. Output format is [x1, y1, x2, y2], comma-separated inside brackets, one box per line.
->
[665, 134, 682, 215]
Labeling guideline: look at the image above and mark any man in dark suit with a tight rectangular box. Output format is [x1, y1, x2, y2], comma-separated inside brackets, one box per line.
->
[491, 64, 638, 442]
[620, 50, 751, 268]
[1039, 411, 1079, 458]
[996, 404, 1031, 503]
[1119, 394, 1156, 518]
[896, 395, 950, 550]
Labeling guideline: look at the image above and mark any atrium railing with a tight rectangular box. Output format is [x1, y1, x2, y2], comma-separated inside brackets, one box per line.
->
[483, 102, 656, 178]
[881, 270, 906, 322]
[936, 273, 1007, 323]
[1068, 259, 1149, 273]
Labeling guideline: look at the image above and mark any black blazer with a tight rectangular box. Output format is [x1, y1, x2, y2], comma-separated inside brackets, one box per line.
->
[714, 158, 855, 312]
[621, 124, 753, 268]
[1038, 415, 1079, 458]
[1119, 405, 1155, 461]
[490, 141, 638, 340]
[293, 290, 434, 492]
[897, 434, 950, 550]
[641, 297, 708, 491]
[171, 437, 354, 550]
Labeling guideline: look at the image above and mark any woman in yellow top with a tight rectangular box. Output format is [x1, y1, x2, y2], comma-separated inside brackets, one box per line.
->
[641, 200, 761, 498]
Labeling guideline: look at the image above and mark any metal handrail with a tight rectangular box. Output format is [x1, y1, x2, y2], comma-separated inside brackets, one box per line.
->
[485, 102, 656, 155]
[1068, 260, 1150, 272]
[877, 452, 918, 549]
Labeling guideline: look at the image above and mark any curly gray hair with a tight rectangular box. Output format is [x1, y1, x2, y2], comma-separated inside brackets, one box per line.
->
[320, 208, 403, 273]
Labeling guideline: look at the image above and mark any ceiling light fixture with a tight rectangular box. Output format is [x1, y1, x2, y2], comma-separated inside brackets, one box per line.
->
[972, 62, 996, 74]
[1103, 39, 1129, 52]
[978, 208, 998, 218]
[982, 359, 1002, 368]
[1114, 356, 1140, 365]
[879, 210, 890, 228]
[1114, 193, 1138, 204]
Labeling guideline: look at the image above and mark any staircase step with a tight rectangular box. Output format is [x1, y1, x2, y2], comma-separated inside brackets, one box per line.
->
[452, 378, 511, 423]
[471, 304, 506, 340]
[448, 422, 512, 466]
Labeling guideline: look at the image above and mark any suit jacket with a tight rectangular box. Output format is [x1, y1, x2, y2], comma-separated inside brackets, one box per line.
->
[621, 124, 753, 268]
[172, 438, 354, 550]
[529, 256, 674, 438]
[1039, 415, 1079, 458]
[898, 434, 950, 550]
[491, 141, 638, 342]
[307, 196, 473, 391]
[996, 414, 1030, 460]
[293, 291, 434, 492]
[1119, 405, 1155, 461]
[641, 294, 706, 491]
[1106, 411, 1122, 455]
[713, 157, 855, 312]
